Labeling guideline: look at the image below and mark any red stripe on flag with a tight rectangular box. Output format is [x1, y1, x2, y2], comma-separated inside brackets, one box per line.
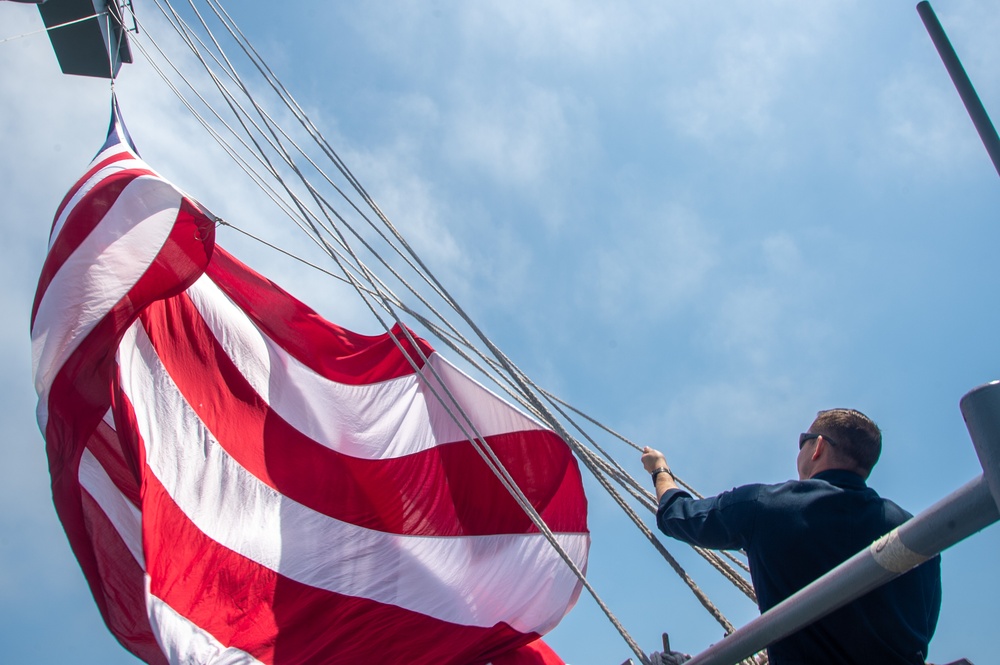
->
[86, 417, 141, 507]
[490, 638, 566, 665]
[79, 489, 167, 665]
[142, 471, 543, 665]
[50, 150, 138, 235]
[208, 248, 435, 383]
[32, 168, 157, 326]
[139, 292, 587, 536]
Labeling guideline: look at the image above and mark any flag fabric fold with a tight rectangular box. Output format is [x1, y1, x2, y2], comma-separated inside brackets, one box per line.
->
[31, 101, 588, 665]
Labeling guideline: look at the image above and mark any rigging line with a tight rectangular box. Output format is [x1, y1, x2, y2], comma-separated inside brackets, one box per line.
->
[179, 48, 656, 665]
[204, 0, 400, 247]
[142, 9, 441, 420]
[532, 389, 752, 582]
[527, 393, 757, 599]
[194, 0, 495, 357]
[548, 412, 757, 601]
[125, 29, 336, 259]
[107, 1, 127, 73]
[502, 375, 741, 593]
[575, 437, 753, 586]
[539, 393, 665, 498]
[133, 20, 656, 664]
[156, 0, 438, 340]
[154, 1, 758, 617]
[538, 395, 759, 590]
[583, 452, 752, 586]
[584, 444, 737, 635]
[158, 0, 585, 584]
[579, 447, 752, 581]
[130, 8, 300, 193]
[540, 387, 704, 498]
[501, 370, 758, 604]
[180, 0, 462, 319]
[146, 0, 544, 430]
[137, 4, 739, 655]
[715, 547, 752, 576]
[150, 8, 513, 439]
[153, 0, 381, 317]
[580, 449, 754, 600]
[127, 21, 377, 291]
[0, 12, 106, 46]
[160, 0, 582, 455]
[175, 0, 368, 272]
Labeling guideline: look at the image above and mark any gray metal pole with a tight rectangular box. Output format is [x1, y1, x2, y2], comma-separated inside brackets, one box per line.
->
[917, 1, 1000, 179]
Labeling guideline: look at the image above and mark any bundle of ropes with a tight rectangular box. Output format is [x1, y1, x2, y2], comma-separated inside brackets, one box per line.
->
[15, 2, 767, 663]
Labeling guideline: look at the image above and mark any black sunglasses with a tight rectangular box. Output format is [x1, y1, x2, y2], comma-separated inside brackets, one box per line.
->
[799, 432, 838, 449]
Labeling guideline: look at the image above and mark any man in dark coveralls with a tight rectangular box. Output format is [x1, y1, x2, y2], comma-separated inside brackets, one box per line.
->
[641, 408, 941, 664]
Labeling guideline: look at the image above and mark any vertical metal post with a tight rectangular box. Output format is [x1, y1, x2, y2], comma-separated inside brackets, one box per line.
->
[960, 382, 1000, 511]
[917, 1, 1000, 179]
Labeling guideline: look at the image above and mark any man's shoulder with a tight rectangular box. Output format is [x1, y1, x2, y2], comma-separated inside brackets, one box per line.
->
[714, 482, 772, 506]
[661, 483, 765, 511]
[876, 495, 915, 524]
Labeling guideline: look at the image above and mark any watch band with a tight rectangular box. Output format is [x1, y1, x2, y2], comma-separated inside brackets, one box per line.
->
[651, 467, 672, 482]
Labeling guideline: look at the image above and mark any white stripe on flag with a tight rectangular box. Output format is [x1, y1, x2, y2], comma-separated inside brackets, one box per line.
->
[188, 276, 548, 459]
[146, 576, 265, 665]
[48, 155, 151, 247]
[78, 446, 145, 569]
[33, 176, 185, 426]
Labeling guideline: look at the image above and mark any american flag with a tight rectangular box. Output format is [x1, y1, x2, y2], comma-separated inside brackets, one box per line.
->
[31, 101, 588, 664]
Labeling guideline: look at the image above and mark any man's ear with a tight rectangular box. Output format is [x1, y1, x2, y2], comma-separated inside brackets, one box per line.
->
[811, 437, 827, 460]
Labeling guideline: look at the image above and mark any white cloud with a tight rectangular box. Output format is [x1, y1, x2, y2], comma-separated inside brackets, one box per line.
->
[590, 203, 718, 323]
[662, 1, 843, 147]
[347, 1, 670, 70]
[453, 0, 668, 65]
[443, 81, 595, 200]
[872, 69, 983, 177]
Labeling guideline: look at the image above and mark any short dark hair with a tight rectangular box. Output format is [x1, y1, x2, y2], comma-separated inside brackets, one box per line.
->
[812, 408, 882, 476]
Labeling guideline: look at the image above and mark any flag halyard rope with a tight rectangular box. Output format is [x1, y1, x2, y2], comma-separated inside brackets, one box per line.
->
[121, 2, 760, 661]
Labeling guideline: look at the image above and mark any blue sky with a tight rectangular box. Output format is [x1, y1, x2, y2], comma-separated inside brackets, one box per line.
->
[2, 1, 999, 663]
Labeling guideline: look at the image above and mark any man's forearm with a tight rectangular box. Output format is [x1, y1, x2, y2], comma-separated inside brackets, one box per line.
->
[641, 446, 678, 501]
[653, 469, 678, 501]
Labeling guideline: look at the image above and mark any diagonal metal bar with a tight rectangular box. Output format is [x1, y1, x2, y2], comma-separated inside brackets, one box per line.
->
[918, 1, 1000, 179]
